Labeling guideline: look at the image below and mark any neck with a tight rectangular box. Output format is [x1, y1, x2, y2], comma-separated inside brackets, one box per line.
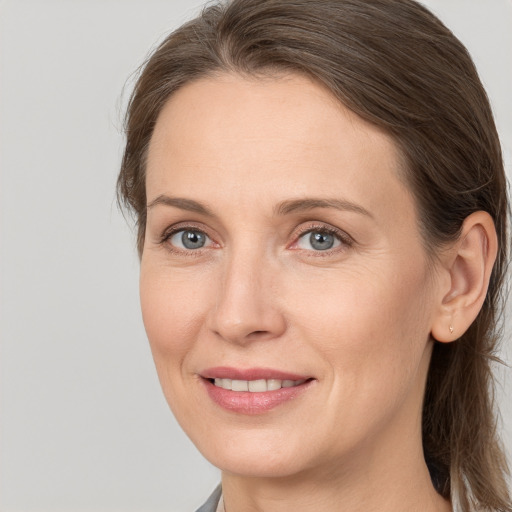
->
[222, 455, 450, 512]
[221, 423, 451, 512]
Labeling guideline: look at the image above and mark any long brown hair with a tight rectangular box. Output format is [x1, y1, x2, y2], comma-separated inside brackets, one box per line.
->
[117, 1, 511, 509]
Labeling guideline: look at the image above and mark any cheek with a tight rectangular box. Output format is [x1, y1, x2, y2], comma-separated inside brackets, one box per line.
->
[139, 266, 210, 368]
[288, 263, 428, 340]
[286, 263, 432, 397]
[139, 264, 218, 428]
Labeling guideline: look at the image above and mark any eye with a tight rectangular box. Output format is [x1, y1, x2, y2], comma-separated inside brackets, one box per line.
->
[297, 230, 341, 251]
[293, 226, 351, 252]
[168, 229, 212, 250]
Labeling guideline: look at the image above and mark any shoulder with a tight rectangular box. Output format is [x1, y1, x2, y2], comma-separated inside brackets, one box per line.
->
[195, 485, 222, 512]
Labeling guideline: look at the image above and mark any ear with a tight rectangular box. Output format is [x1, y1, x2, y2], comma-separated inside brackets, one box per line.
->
[431, 211, 498, 343]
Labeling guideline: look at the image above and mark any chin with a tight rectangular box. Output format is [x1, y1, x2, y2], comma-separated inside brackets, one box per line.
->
[191, 429, 310, 478]
[209, 452, 304, 479]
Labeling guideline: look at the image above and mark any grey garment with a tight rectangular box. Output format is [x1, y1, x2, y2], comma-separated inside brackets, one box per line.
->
[195, 484, 222, 512]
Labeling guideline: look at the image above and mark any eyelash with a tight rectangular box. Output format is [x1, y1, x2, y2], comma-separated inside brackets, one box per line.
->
[290, 223, 354, 255]
[158, 222, 354, 256]
[159, 223, 216, 257]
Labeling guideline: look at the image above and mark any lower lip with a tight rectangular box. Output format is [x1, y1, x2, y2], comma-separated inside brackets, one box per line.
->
[202, 378, 314, 415]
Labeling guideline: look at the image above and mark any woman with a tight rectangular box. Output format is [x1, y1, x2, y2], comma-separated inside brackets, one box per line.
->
[117, 0, 511, 510]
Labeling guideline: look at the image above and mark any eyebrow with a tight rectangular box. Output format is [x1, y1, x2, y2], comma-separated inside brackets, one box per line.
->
[146, 195, 373, 219]
[146, 195, 215, 216]
[275, 198, 373, 218]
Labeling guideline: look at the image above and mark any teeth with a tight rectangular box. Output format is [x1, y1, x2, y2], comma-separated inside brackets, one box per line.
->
[214, 378, 232, 390]
[267, 379, 282, 391]
[232, 379, 249, 392]
[212, 378, 306, 392]
[248, 379, 267, 392]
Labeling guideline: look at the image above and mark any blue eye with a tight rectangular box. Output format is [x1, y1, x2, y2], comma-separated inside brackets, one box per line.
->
[296, 230, 342, 251]
[169, 229, 211, 250]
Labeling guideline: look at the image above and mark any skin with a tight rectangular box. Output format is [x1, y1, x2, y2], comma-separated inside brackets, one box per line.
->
[140, 73, 460, 512]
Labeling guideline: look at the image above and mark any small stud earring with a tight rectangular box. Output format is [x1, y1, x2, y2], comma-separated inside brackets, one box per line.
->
[449, 325, 454, 334]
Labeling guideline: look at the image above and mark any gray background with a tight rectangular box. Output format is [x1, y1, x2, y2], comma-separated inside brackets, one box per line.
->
[0, 1, 510, 511]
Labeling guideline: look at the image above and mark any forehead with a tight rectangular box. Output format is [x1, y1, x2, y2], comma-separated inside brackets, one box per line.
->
[146, 73, 414, 225]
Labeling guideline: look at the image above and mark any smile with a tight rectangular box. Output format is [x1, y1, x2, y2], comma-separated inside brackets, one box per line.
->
[200, 368, 315, 414]
[212, 378, 307, 392]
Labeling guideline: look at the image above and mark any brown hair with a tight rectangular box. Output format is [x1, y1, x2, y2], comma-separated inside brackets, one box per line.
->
[117, 0, 511, 509]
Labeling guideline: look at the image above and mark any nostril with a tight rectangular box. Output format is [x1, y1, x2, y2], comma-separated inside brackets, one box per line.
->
[245, 330, 272, 341]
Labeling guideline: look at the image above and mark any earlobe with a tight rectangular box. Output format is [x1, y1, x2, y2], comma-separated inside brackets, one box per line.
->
[430, 211, 498, 343]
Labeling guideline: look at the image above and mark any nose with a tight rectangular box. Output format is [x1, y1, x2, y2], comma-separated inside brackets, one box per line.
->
[207, 250, 287, 345]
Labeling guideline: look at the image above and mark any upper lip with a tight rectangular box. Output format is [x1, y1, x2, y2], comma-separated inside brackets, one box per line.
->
[201, 366, 312, 381]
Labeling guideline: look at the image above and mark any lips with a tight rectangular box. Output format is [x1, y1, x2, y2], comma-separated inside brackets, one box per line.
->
[201, 366, 309, 381]
[200, 367, 315, 414]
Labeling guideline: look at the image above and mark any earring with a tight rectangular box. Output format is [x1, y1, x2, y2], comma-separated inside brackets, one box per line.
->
[449, 325, 454, 334]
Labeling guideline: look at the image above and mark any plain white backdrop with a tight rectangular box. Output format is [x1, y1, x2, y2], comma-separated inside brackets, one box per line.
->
[0, 1, 510, 511]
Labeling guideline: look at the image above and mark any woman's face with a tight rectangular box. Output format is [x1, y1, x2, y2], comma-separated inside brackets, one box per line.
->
[141, 73, 442, 478]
